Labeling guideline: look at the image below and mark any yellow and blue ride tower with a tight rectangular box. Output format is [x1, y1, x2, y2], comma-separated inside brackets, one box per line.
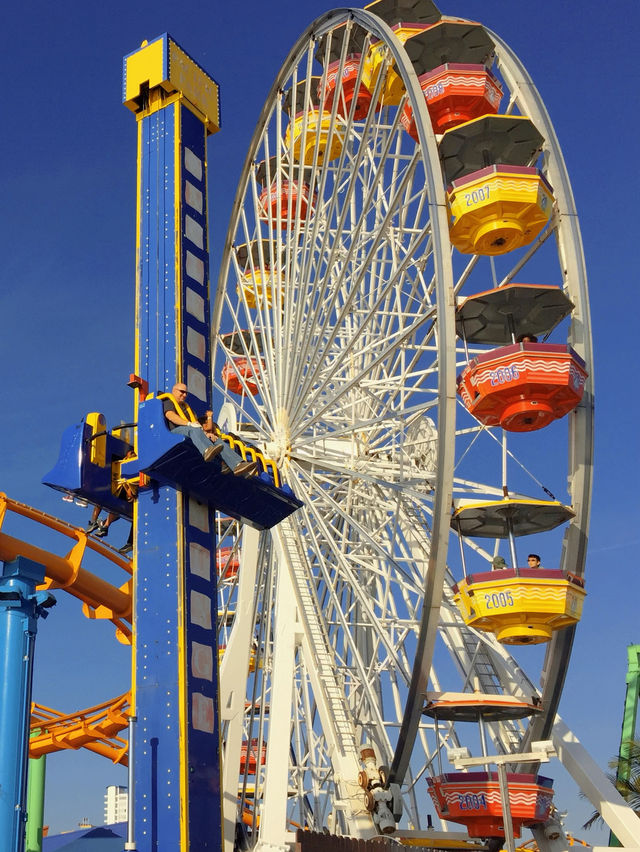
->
[123, 35, 221, 850]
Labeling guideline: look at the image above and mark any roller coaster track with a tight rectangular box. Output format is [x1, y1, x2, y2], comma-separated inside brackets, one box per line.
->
[0, 493, 132, 642]
[0, 493, 133, 763]
[30, 692, 131, 765]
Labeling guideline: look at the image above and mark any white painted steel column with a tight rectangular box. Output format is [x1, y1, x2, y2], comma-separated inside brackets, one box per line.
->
[553, 719, 640, 847]
[275, 521, 375, 839]
[220, 527, 261, 852]
[257, 546, 298, 846]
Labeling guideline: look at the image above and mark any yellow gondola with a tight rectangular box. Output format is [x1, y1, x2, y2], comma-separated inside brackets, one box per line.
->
[451, 498, 586, 644]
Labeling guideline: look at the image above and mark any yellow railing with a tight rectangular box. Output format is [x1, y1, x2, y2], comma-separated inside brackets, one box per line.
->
[221, 433, 280, 487]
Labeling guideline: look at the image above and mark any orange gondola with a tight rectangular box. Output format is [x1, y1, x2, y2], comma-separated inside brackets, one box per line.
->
[256, 158, 317, 225]
[222, 358, 261, 396]
[216, 545, 239, 582]
[315, 25, 375, 120]
[424, 693, 553, 839]
[427, 771, 554, 838]
[240, 739, 267, 775]
[401, 63, 502, 137]
[457, 342, 588, 431]
[399, 20, 501, 135]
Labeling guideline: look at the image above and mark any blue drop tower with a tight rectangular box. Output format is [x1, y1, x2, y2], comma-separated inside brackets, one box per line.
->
[123, 34, 224, 851]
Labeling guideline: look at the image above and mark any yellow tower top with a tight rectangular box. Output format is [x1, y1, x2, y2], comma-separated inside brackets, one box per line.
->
[123, 33, 220, 134]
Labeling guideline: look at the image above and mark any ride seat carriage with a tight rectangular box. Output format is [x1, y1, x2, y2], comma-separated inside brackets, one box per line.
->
[220, 328, 264, 396]
[423, 693, 552, 839]
[42, 413, 134, 520]
[284, 78, 345, 166]
[457, 342, 588, 431]
[256, 158, 317, 226]
[362, 0, 442, 106]
[43, 399, 302, 532]
[440, 115, 553, 256]
[217, 545, 240, 582]
[315, 24, 375, 120]
[134, 393, 302, 530]
[401, 62, 502, 139]
[235, 241, 284, 309]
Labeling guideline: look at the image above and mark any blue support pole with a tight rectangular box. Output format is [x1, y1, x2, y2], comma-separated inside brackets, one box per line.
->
[0, 557, 55, 852]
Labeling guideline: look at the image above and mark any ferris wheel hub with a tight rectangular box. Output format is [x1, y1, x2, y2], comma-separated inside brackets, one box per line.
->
[265, 410, 291, 467]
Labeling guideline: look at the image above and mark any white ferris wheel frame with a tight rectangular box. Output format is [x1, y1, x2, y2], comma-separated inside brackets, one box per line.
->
[210, 7, 640, 851]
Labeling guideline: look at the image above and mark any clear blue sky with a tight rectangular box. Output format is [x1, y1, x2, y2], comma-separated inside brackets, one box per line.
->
[1, 0, 638, 842]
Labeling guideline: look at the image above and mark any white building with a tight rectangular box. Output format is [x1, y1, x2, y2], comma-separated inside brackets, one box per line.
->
[104, 785, 128, 825]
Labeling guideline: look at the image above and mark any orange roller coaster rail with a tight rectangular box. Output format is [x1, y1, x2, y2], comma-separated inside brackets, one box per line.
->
[30, 692, 131, 765]
[0, 493, 132, 642]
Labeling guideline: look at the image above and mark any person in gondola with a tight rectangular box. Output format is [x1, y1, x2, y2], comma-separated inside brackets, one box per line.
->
[527, 553, 543, 569]
[163, 383, 258, 477]
[516, 333, 538, 343]
[491, 555, 507, 570]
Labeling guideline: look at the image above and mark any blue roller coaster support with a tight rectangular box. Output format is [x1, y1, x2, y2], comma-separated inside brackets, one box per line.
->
[0, 557, 55, 852]
[123, 34, 224, 851]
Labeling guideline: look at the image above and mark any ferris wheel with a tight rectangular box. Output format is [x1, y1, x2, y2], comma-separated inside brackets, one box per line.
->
[212, 2, 598, 848]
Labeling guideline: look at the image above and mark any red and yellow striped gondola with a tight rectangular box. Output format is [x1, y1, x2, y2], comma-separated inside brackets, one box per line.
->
[440, 115, 553, 255]
[235, 241, 283, 309]
[284, 79, 345, 166]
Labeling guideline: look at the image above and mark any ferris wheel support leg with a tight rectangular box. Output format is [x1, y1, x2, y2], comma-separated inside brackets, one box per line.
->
[275, 524, 377, 838]
[530, 815, 571, 852]
[220, 527, 262, 852]
[552, 718, 640, 846]
[257, 561, 298, 849]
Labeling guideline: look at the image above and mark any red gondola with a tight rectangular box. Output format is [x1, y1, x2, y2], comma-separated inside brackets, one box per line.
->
[222, 358, 261, 396]
[216, 545, 239, 582]
[401, 63, 501, 137]
[457, 343, 587, 431]
[427, 771, 554, 838]
[240, 739, 267, 775]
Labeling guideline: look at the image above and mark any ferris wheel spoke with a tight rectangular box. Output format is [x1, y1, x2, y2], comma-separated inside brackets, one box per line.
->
[285, 171, 428, 416]
[289, 313, 438, 440]
[294, 399, 437, 448]
[293, 464, 424, 595]
[495, 220, 557, 288]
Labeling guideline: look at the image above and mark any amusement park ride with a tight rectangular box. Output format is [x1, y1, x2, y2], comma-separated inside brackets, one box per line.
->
[2, 1, 640, 851]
